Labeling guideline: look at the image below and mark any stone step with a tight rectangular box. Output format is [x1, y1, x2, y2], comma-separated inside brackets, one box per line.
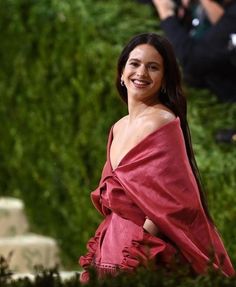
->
[0, 197, 28, 237]
[0, 234, 60, 273]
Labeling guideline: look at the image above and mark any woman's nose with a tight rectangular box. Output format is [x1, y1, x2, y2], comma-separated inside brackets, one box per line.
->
[136, 65, 147, 77]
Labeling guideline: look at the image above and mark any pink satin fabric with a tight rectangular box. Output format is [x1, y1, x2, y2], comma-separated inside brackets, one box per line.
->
[79, 118, 235, 283]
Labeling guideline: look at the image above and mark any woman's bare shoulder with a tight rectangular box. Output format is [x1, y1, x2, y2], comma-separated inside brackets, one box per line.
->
[112, 115, 128, 136]
[145, 106, 176, 134]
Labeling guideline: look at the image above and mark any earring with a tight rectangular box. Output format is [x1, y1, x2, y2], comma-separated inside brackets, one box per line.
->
[121, 80, 125, 86]
[161, 87, 166, 94]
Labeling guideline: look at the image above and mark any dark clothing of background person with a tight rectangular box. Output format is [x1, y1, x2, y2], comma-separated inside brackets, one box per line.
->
[160, 1, 236, 103]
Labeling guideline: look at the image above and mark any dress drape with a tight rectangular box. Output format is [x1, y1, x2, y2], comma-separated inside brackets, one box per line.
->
[79, 117, 235, 282]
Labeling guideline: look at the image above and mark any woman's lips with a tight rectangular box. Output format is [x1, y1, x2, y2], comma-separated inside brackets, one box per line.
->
[132, 79, 150, 88]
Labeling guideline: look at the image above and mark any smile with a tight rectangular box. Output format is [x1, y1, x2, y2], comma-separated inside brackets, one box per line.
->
[132, 79, 151, 88]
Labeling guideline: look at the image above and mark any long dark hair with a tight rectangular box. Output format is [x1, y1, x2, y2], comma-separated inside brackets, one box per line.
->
[116, 33, 212, 221]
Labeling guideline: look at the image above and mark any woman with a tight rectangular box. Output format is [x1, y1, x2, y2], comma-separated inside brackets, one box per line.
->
[79, 33, 235, 282]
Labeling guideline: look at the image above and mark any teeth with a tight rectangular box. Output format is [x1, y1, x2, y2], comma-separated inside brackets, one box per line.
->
[133, 80, 149, 85]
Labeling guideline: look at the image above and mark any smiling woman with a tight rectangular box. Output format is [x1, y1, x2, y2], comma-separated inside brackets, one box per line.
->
[121, 44, 164, 102]
[79, 33, 235, 283]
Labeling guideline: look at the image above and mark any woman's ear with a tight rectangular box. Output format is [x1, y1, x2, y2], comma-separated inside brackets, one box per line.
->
[120, 75, 125, 87]
[161, 80, 166, 90]
[160, 80, 167, 94]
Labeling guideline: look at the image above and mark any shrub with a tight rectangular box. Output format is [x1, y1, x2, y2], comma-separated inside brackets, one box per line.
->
[1, 257, 236, 287]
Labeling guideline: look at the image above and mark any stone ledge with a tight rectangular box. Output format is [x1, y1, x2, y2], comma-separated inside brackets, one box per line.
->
[0, 234, 58, 245]
[0, 234, 60, 273]
[0, 197, 28, 237]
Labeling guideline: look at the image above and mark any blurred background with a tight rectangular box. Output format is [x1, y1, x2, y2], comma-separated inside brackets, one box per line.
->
[0, 0, 235, 270]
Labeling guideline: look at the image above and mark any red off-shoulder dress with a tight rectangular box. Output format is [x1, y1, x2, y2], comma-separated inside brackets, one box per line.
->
[79, 118, 235, 282]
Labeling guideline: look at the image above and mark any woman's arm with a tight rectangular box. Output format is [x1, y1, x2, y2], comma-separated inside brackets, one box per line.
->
[152, 0, 236, 76]
[200, 0, 224, 24]
[152, 0, 176, 20]
[152, 0, 225, 23]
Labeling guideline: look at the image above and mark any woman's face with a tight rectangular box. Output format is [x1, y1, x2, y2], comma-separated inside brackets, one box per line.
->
[121, 44, 165, 103]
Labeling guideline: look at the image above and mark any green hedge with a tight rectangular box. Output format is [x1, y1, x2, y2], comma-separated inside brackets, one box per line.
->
[0, 0, 235, 270]
[0, 257, 236, 287]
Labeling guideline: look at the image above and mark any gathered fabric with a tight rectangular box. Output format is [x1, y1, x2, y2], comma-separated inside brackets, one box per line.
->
[79, 118, 235, 283]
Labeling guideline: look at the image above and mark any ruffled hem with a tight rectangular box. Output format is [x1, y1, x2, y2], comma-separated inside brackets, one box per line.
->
[79, 216, 111, 272]
[80, 262, 119, 283]
[79, 270, 90, 284]
[79, 231, 100, 270]
[120, 230, 177, 272]
[94, 262, 118, 277]
[79, 224, 178, 283]
[79, 233, 100, 284]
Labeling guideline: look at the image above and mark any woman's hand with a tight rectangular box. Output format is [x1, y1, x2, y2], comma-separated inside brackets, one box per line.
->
[152, 0, 176, 20]
[143, 218, 159, 236]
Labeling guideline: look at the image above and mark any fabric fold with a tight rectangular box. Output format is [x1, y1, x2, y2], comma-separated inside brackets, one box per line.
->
[79, 118, 235, 280]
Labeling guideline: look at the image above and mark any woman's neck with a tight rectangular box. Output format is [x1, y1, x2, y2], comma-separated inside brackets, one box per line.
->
[127, 97, 161, 122]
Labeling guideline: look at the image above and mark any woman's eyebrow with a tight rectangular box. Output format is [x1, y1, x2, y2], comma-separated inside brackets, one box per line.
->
[128, 58, 140, 62]
[128, 58, 161, 66]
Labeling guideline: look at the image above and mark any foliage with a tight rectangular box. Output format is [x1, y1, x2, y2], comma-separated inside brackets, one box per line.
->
[0, 257, 236, 287]
[0, 255, 13, 285]
[0, 0, 235, 270]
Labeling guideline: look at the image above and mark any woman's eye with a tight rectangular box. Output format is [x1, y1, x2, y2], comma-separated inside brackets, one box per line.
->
[129, 62, 139, 67]
[149, 65, 158, 71]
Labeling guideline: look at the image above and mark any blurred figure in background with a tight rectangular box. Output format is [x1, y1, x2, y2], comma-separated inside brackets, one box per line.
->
[151, 0, 236, 143]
